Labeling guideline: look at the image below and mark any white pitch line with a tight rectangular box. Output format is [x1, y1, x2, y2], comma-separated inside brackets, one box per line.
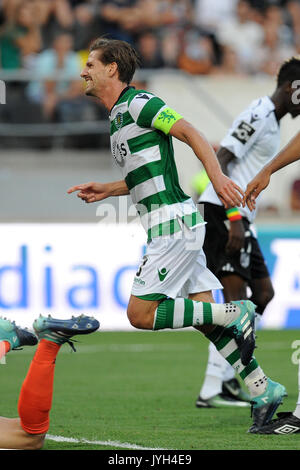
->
[46, 434, 168, 450]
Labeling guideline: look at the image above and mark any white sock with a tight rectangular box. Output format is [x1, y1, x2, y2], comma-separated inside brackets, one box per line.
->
[293, 404, 300, 419]
[209, 303, 241, 327]
[200, 343, 228, 398]
[223, 362, 236, 382]
[293, 361, 300, 419]
[244, 367, 268, 398]
[200, 375, 222, 399]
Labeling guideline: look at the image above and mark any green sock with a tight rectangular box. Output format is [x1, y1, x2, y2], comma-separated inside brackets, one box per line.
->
[153, 298, 240, 330]
[206, 326, 267, 398]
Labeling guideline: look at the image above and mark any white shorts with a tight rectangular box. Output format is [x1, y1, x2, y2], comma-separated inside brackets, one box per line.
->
[131, 224, 222, 300]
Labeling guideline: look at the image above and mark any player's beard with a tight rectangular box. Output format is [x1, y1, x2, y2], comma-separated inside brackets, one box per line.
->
[85, 89, 94, 97]
[85, 86, 95, 97]
[85, 80, 96, 97]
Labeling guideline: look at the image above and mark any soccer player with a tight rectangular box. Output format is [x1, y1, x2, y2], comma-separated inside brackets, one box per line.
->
[68, 37, 287, 432]
[0, 315, 99, 449]
[244, 132, 300, 434]
[244, 130, 300, 210]
[196, 57, 300, 410]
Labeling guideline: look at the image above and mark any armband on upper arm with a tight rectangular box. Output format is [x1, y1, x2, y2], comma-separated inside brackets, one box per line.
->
[153, 107, 183, 134]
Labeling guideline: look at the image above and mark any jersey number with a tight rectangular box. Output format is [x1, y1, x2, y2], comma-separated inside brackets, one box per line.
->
[136, 255, 148, 277]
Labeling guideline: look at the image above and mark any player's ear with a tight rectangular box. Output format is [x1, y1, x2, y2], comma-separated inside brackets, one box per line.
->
[284, 81, 293, 96]
[108, 62, 118, 77]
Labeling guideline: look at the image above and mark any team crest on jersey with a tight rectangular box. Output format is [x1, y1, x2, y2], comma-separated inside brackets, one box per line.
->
[115, 112, 123, 129]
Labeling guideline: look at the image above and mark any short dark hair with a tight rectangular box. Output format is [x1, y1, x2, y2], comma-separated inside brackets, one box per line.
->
[89, 38, 140, 84]
[277, 56, 300, 87]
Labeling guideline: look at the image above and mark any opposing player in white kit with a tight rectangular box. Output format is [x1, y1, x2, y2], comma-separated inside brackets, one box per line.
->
[243, 131, 300, 434]
[196, 57, 300, 418]
[68, 37, 287, 432]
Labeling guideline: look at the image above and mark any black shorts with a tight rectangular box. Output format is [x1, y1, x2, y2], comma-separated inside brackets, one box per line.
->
[201, 202, 270, 283]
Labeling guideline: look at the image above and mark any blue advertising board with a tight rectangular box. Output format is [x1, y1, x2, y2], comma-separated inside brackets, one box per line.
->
[0, 223, 299, 329]
[257, 225, 300, 329]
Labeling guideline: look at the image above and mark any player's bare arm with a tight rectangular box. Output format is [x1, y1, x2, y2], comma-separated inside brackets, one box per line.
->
[67, 180, 129, 203]
[244, 131, 300, 211]
[169, 119, 244, 208]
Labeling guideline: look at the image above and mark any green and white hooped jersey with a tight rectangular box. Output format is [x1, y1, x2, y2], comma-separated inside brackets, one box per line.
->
[110, 87, 204, 240]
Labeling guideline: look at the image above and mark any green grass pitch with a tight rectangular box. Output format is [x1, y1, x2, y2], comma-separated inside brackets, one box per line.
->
[1, 329, 300, 450]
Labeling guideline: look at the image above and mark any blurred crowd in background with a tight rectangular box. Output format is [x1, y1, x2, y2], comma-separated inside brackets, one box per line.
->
[0, 0, 299, 212]
[0, 1, 299, 176]
[1, 0, 300, 76]
[0, 0, 300, 122]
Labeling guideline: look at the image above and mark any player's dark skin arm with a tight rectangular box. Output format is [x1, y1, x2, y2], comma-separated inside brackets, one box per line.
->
[217, 147, 245, 255]
[217, 146, 235, 176]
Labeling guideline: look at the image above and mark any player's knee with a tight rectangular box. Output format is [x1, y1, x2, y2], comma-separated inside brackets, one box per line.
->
[265, 286, 275, 305]
[253, 285, 275, 312]
[127, 307, 153, 330]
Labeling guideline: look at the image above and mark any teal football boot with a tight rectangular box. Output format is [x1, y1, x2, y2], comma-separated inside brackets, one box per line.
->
[33, 314, 100, 350]
[248, 378, 287, 433]
[0, 317, 37, 350]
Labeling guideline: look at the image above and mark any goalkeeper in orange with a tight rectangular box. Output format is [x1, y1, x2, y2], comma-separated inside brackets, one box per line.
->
[0, 315, 99, 449]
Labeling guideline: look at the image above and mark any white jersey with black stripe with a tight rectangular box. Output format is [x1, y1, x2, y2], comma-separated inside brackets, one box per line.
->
[200, 96, 281, 222]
